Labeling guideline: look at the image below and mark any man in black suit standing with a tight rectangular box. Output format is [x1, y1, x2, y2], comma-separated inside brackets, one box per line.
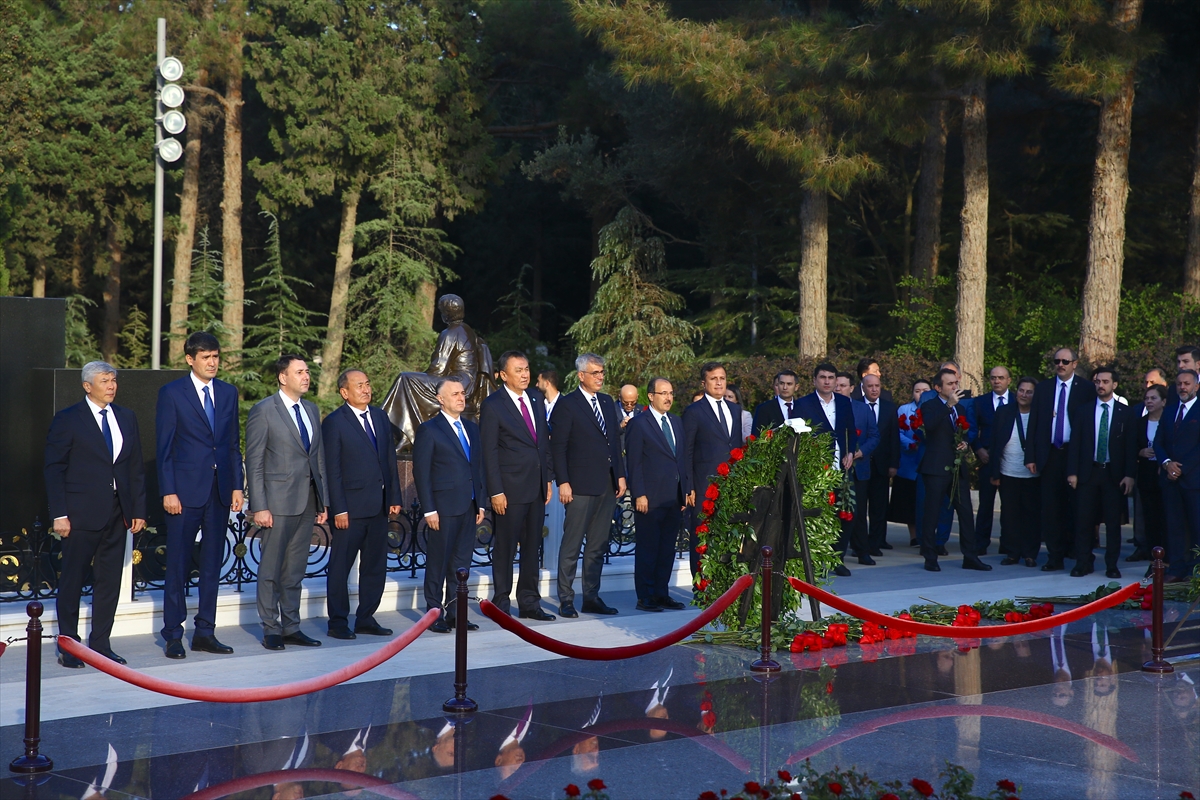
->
[480, 351, 555, 620]
[1025, 347, 1096, 571]
[852, 358, 894, 403]
[973, 366, 1014, 555]
[322, 369, 402, 639]
[860, 373, 899, 555]
[682, 362, 744, 580]
[550, 353, 626, 617]
[1066, 366, 1136, 579]
[44, 361, 146, 667]
[751, 369, 799, 436]
[1155, 368, 1200, 583]
[415, 378, 488, 632]
[625, 377, 689, 612]
[919, 368, 991, 573]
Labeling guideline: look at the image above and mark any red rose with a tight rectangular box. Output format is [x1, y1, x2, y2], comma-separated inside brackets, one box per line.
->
[997, 779, 1017, 792]
[743, 783, 761, 795]
[912, 410, 924, 428]
[698, 793, 719, 800]
[702, 499, 716, 515]
[897, 415, 910, 431]
[908, 442, 918, 450]
[701, 710, 716, 727]
[695, 522, 709, 534]
[587, 779, 606, 791]
[827, 783, 843, 796]
[1181, 793, 1196, 800]
[957, 413, 970, 431]
[777, 770, 792, 783]
[764, 429, 774, 438]
[705, 483, 720, 500]
[696, 577, 710, 591]
[881, 795, 900, 800]
[489, 795, 511, 800]
[828, 491, 837, 505]
[856, 428, 862, 436]
[564, 785, 581, 798]
[729, 448, 745, 462]
[716, 462, 731, 477]
[695, 543, 708, 555]
[910, 778, 934, 797]
[746, 434, 757, 442]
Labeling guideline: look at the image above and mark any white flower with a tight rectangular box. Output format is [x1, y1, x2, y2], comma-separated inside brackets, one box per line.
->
[784, 418, 811, 434]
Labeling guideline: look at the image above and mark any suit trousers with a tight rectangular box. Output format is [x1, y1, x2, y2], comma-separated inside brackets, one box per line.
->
[633, 505, 682, 602]
[998, 476, 1041, 561]
[162, 476, 228, 641]
[975, 472, 998, 552]
[1161, 478, 1200, 578]
[1039, 446, 1075, 565]
[558, 493, 614, 607]
[491, 500, 544, 614]
[425, 510, 477, 621]
[914, 477, 955, 548]
[56, 495, 126, 651]
[837, 478, 870, 557]
[1133, 479, 1166, 554]
[864, 471, 891, 550]
[1073, 468, 1124, 569]
[257, 487, 316, 636]
[920, 472, 977, 561]
[327, 506, 390, 632]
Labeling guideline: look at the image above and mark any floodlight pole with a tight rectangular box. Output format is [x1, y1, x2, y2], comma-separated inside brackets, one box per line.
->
[151, 18, 166, 369]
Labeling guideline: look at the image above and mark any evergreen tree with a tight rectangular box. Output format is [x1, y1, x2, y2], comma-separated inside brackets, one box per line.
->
[188, 227, 227, 338]
[64, 295, 101, 368]
[113, 305, 150, 370]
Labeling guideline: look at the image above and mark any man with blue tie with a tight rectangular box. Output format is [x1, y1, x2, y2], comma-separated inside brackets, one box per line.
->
[414, 378, 488, 632]
[1155, 369, 1200, 583]
[834, 373, 880, 567]
[625, 377, 689, 612]
[155, 332, 243, 659]
[45, 362, 147, 668]
[322, 369, 402, 639]
[973, 366, 1013, 555]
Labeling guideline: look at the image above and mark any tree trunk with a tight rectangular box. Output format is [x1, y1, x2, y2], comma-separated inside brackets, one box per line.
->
[798, 186, 828, 359]
[32, 258, 46, 297]
[103, 219, 123, 361]
[70, 236, 83, 290]
[955, 78, 988, 396]
[220, 55, 245, 367]
[1079, 0, 1143, 365]
[912, 98, 948, 294]
[170, 70, 207, 366]
[318, 189, 360, 399]
[1184, 86, 1200, 300]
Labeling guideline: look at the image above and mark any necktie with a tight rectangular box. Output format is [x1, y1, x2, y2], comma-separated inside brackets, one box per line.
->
[997, 394, 1006, 408]
[785, 400, 792, 418]
[519, 396, 537, 442]
[1096, 402, 1109, 463]
[869, 401, 877, 422]
[591, 396, 607, 435]
[361, 411, 378, 451]
[1053, 383, 1066, 448]
[454, 420, 471, 460]
[203, 385, 216, 432]
[717, 399, 729, 436]
[661, 415, 676, 454]
[293, 403, 310, 452]
[100, 408, 114, 460]
[1177, 402, 1186, 430]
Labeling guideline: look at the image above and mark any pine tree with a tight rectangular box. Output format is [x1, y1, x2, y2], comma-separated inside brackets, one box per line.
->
[64, 295, 101, 368]
[188, 227, 227, 338]
[113, 305, 150, 370]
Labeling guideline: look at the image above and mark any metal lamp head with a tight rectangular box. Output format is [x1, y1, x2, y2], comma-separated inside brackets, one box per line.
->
[158, 56, 184, 82]
[156, 137, 183, 163]
[160, 83, 185, 108]
[161, 110, 186, 135]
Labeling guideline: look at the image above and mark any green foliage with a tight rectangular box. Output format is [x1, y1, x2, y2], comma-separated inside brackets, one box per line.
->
[486, 264, 555, 373]
[112, 305, 150, 370]
[64, 295, 101, 368]
[889, 275, 954, 361]
[187, 227, 227, 341]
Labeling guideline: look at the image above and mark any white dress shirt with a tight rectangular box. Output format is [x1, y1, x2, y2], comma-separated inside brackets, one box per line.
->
[864, 398, 881, 424]
[989, 390, 1010, 411]
[346, 403, 376, 439]
[1093, 399, 1115, 463]
[280, 390, 314, 443]
[503, 384, 534, 417]
[57, 397, 125, 519]
[544, 393, 559, 421]
[777, 396, 795, 421]
[705, 394, 733, 438]
[190, 371, 216, 415]
[817, 393, 840, 462]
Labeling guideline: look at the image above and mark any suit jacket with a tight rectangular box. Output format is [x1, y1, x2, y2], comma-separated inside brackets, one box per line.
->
[793, 392, 858, 465]
[480, 387, 553, 504]
[413, 414, 486, 517]
[682, 396, 744, 496]
[990, 401, 1031, 469]
[918, 398, 969, 477]
[549, 389, 624, 495]
[44, 400, 147, 529]
[1025, 374, 1097, 470]
[849, 400, 880, 480]
[862, 397, 899, 475]
[245, 394, 328, 516]
[156, 375, 243, 507]
[625, 410, 688, 508]
[1066, 398, 1136, 485]
[751, 397, 798, 437]
[1154, 399, 1200, 490]
[322, 403, 401, 519]
[919, 388, 978, 447]
[1134, 413, 1163, 485]
[973, 390, 1014, 479]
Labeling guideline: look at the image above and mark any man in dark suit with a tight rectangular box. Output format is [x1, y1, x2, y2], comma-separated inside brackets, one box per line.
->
[1155, 368, 1200, 583]
[919, 368, 990, 573]
[852, 358, 894, 404]
[859, 373, 899, 555]
[550, 353, 626, 616]
[44, 362, 146, 668]
[973, 366, 1014, 555]
[1167, 346, 1200, 404]
[618, 384, 641, 450]
[155, 331, 244, 659]
[751, 369, 800, 436]
[414, 378, 488, 632]
[625, 377, 689, 612]
[1025, 347, 1097, 571]
[682, 362, 744, 580]
[480, 351, 555, 620]
[322, 369, 402, 639]
[835, 373, 880, 566]
[1066, 366, 1136, 579]
[916, 361, 977, 554]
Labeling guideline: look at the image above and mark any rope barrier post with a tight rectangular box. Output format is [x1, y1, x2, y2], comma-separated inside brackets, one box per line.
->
[1142, 546, 1174, 675]
[443, 568, 478, 713]
[10, 602, 53, 774]
[751, 546, 780, 673]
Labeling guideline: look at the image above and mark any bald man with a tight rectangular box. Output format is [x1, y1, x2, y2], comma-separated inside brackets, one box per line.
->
[618, 384, 641, 450]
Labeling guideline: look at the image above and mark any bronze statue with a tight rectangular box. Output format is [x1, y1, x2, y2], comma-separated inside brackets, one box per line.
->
[382, 294, 495, 452]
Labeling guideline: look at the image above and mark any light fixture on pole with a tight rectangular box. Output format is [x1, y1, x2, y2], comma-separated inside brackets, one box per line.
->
[150, 21, 187, 370]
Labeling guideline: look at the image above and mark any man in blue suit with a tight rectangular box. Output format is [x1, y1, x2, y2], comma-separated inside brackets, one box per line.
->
[625, 377, 689, 612]
[973, 366, 1014, 555]
[155, 332, 244, 659]
[1155, 368, 1200, 583]
[322, 369, 402, 639]
[835, 373, 879, 567]
[44, 361, 146, 668]
[682, 362, 745, 581]
[414, 377, 488, 632]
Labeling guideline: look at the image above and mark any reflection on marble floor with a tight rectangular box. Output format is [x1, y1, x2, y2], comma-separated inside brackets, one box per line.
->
[6, 609, 1198, 800]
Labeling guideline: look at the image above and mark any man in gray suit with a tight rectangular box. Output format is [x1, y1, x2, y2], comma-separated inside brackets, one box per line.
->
[246, 354, 330, 651]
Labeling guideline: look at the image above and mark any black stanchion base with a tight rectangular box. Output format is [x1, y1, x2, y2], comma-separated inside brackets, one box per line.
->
[442, 697, 479, 714]
[1141, 659, 1174, 674]
[750, 659, 781, 673]
[9, 754, 53, 774]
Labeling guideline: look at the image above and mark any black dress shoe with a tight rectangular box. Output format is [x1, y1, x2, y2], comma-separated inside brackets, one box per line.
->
[164, 639, 187, 659]
[262, 635, 285, 651]
[1069, 566, 1093, 577]
[282, 631, 322, 647]
[94, 649, 127, 665]
[429, 619, 452, 634]
[857, 555, 876, 566]
[558, 604, 578, 618]
[57, 650, 85, 669]
[1023, 558, 1037, 567]
[327, 628, 357, 640]
[833, 564, 851, 577]
[518, 608, 556, 621]
[354, 623, 393, 636]
[1125, 549, 1150, 562]
[869, 548, 884, 557]
[581, 601, 619, 615]
[1106, 568, 1121, 579]
[656, 596, 686, 610]
[937, 546, 949, 556]
[636, 600, 663, 612]
[453, 619, 481, 630]
[880, 542, 894, 550]
[909, 539, 919, 547]
[924, 560, 941, 572]
[963, 558, 992, 571]
[1041, 562, 1063, 572]
[1001, 557, 1019, 566]
[192, 635, 234, 654]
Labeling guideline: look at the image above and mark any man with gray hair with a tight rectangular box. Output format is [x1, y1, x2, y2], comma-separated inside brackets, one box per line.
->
[549, 354, 626, 617]
[44, 361, 147, 668]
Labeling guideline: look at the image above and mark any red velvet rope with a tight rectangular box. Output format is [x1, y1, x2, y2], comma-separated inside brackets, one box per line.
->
[181, 768, 421, 800]
[785, 576, 1141, 638]
[479, 574, 756, 660]
[56, 608, 441, 703]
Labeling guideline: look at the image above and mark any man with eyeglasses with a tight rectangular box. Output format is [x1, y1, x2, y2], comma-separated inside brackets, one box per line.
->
[1025, 347, 1096, 571]
[973, 366, 1014, 556]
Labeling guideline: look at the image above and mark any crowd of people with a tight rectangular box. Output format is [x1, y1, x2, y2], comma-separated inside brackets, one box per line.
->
[42, 329, 1200, 669]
